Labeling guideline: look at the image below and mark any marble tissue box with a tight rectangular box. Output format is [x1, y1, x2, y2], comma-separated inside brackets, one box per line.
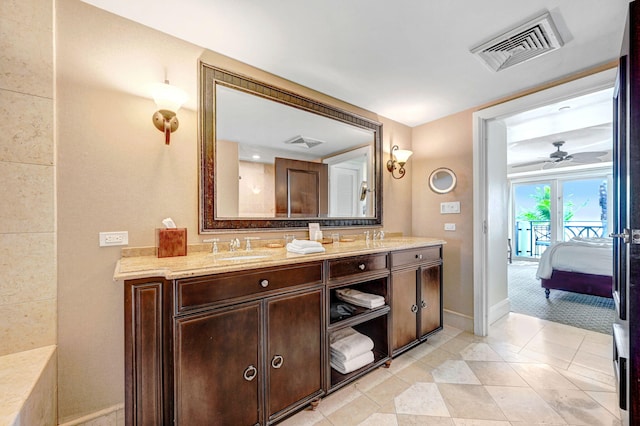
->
[156, 228, 187, 258]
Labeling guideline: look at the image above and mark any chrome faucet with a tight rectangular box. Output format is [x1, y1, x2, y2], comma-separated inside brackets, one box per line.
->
[202, 238, 219, 254]
[229, 238, 240, 252]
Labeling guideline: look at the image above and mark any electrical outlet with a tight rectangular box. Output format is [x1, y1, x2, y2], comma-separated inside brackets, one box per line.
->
[99, 231, 129, 247]
[444, 223, 456, 231]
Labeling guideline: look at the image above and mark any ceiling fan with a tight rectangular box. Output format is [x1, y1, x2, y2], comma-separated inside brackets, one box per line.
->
[512, 141, 608, 169]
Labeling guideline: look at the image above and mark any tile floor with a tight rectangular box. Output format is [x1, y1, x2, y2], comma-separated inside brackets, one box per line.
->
[282, 312, 620, 426]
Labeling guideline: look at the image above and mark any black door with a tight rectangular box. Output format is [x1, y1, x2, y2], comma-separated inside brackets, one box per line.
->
[613, 2, 640, 424]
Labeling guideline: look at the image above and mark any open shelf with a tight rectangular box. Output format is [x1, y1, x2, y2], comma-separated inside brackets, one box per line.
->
[329, 277, 389, 327]
[328, 315, 390, 391]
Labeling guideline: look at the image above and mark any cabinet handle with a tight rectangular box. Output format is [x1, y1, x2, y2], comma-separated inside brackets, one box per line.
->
[421, 300, 427, 309]
[416, 254, 423, 259]
[358, 263, 366, 271]
[243, 365, 257, 381]
[260, 279, 269, 288]
[271, 355, 284, 369]
[411, 304, 418, 313]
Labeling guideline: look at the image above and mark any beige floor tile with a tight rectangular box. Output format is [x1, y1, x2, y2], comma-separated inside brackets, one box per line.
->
[397, 414, 454, 425]
[556, 368, 616, 392]
[378, 400, 397, 414]
[466, 361, 528, 387]
[404, 341, 438, 360]
[278, 407, 326, 426]
[578, 338, 612, 358]
[317, 384, 362, 417]
[418, 348, 463, 369]
[539, 388, 621, 425]
[522, 335, 580, 363]
[437, 384, 506, 421]
[572, 350, 614, 376]
[452, 419, 511, 426]
[484, 386, 566, 424]
[459, 343, 503, 362]
[518, 348, 571, 370]
[387, 353, 419, 374]
[365, 376, 412, 405]
[393, 361, 435, 384]
[438, 337, 477, 355]
[353, 366, 394, 392]
[567, 363, 617, 388]
[432, 360, 481, 385]
[326, 395, 380, 426]
[394, 382, 450, 417]
[509, 363, 577, 390]
[586, 390, 622, 419]
[357, 412, 398, 425]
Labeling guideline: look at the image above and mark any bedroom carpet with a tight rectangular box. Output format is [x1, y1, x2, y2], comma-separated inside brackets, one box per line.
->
[508, 261, 615, 334]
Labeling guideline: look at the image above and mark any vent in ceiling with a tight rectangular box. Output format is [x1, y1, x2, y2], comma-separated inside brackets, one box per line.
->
[284, 135, 324, 149]
[471, 12, 564, 72]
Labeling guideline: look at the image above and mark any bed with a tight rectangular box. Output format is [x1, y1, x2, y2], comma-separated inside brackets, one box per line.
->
[535, 237, 613, 299]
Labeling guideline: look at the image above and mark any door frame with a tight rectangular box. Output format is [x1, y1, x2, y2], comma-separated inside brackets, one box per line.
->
[472, 68, 617, 336]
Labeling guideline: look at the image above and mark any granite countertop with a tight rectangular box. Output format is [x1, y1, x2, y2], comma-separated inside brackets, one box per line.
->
[113, 236, 445, 281]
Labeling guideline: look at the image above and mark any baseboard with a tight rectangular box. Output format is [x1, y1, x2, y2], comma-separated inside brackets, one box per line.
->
[489, 298, 511, 325]
[58, 403, 124, 426]
[443, 309, 474, 333]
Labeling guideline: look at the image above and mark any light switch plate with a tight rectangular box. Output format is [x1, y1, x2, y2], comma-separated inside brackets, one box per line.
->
[444, 223, 456, 231]
[440, 201, 461, 214]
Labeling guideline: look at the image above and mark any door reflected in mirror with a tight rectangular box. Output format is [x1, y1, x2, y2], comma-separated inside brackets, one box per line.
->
[200, 64, 383, 230]
[428, 168, 457, 194]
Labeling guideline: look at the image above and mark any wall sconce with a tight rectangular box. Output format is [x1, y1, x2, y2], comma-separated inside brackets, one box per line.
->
[386, 145, 413, 179]
[151, 80, 188, 145]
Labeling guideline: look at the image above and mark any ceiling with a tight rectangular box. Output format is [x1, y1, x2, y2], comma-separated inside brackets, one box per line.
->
[79, 0, 630, 128]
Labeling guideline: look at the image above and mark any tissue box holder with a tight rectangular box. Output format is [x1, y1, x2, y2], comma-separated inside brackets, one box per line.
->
[156, 228, 187, 258]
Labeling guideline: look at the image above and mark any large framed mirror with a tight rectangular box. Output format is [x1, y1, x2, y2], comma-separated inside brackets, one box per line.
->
[200, 63, 383, 231]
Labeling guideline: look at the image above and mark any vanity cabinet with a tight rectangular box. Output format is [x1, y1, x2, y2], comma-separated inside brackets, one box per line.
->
[122, 240, 444, 425]
[390, 246, 443, 355]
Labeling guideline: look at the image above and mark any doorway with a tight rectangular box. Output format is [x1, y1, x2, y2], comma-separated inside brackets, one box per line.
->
[472, 68, 617, 336]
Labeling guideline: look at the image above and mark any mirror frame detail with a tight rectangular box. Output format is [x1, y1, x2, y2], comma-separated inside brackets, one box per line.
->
[200, 63, 383, 231]
[428, 167, 457, 194]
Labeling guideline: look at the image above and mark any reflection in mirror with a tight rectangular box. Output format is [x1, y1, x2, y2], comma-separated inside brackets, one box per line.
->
[429, 168, 457, 194]
[200, 64, 383, 230]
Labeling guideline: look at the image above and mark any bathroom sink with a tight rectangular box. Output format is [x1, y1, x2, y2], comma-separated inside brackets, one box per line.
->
[215, 253, 272, 261]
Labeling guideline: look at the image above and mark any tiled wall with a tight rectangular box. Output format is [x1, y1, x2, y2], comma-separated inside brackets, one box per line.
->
[0, 0, 56, 355]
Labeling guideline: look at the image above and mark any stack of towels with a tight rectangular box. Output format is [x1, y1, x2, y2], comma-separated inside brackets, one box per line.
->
[335, 288, 385, 309]
[286, 239, 326, 255]
[329, 327, 374, 374]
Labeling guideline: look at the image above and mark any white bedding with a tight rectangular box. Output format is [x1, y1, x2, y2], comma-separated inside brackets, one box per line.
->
[535, 237, 613, 280]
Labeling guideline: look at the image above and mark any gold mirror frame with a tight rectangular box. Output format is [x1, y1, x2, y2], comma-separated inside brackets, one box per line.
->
[199, 63, 383, 231]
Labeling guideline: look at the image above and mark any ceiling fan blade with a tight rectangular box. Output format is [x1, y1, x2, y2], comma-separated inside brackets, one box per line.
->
[511, 159, 549, 168]
[568, 151, 608, 161]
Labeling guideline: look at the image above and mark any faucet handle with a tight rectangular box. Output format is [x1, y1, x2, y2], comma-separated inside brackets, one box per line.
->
[244, 237, 259, 251]
[202, 238, 219, 253]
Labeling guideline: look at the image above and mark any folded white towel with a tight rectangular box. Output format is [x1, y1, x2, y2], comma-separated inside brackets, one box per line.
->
[291, 239, 323, 249]
[329, 327, 374, 362]
[286, 242, 326, 254]
[335, 288, 385, 309]
[330, 350, 374, 374]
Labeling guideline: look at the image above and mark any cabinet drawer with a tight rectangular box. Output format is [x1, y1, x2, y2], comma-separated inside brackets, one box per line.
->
[328, 253, 388, 281]
[391, 246, 441, 268]
[176, 262, 323, 313]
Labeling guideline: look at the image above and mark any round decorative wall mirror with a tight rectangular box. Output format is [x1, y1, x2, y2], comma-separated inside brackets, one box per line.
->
[428, 168, 457, 194]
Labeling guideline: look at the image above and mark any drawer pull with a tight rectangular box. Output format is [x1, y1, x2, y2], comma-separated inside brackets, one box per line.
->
[421, 300, 427, 309]
[411, 304, 418, 313]
[271, 355, 284, 369]
[416, 254, 423, 259]
[260, 279, 269, 288]
[243, 365, 257, 381]
[358, 264, 366, 271]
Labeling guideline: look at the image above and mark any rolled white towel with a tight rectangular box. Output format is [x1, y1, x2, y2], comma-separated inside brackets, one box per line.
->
[329, 327, 374, 362]
[330, 350, 374, 374]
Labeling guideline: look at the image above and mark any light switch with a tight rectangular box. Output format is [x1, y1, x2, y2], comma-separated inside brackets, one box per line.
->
[444, 223, 456, 231]
[440, 201, 460, 214]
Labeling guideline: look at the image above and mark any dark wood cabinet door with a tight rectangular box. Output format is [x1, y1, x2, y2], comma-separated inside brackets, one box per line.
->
[391, 269, 418, 352]
[267, 288, 323, 420]
[419, 265, 442, 338]
[174, 303, 262, 426]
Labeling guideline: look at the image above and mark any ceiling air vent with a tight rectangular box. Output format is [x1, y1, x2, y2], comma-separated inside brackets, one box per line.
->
[471, 12, 564, 72]
[284, 135, 324, 149]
